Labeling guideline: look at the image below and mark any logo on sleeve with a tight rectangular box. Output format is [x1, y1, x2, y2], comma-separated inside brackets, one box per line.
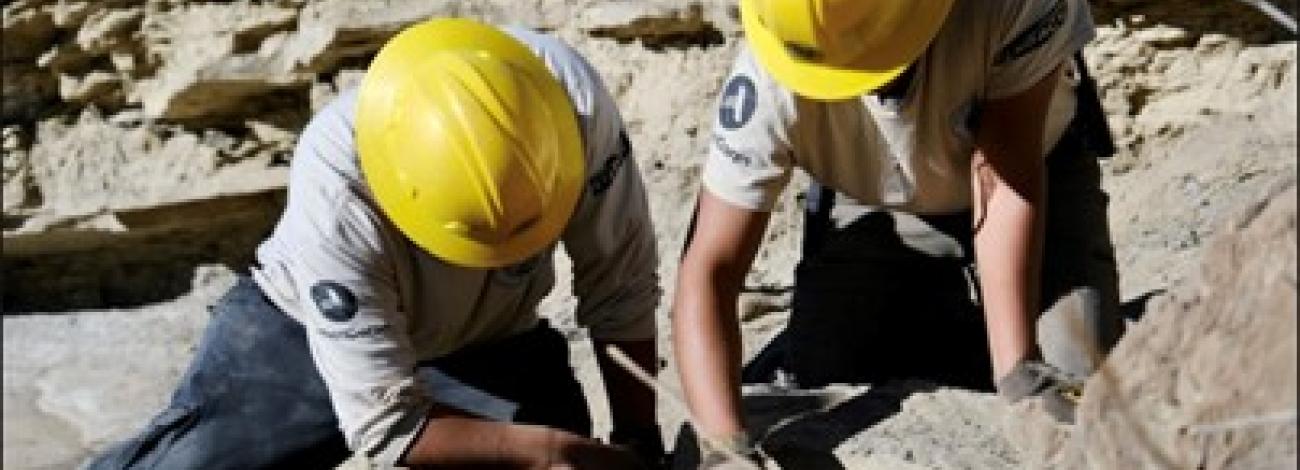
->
[589, 131, 632, 196]
[994, 0, 1067, 66]
[311, 281, 358, 322]
[718, 75, 758, 129]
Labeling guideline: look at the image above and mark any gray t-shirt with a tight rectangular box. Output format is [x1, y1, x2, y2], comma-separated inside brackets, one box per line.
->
[251, 26, 659, 465]
[705, 0, 1095, 214]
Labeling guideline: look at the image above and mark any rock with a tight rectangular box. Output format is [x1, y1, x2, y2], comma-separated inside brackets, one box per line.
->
[1089, 16, 1297, 297]
[2, 126, 36, 212]
[1, 1, 58, 61]
[2, 268, 236, 468]
[279, 0, 476, 75]
[133, 3, 312, 121]
[48, 1, 98, 30]
[59, 71, 123, 106]
[21, 106, 286, 220]
[309, 68, 365, 111]
[578, 2, 729, 50]
[1018, 181, 1298, 469]
[74, 8, 143, 54]
[1, 63, 59, 123]
[36, 43, 96, 72]
[245, 119, 296, 147]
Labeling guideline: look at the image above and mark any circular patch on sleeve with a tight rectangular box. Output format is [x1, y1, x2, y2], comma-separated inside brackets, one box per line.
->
[310, 281, 358, 322]
[718, 74, 758, 130]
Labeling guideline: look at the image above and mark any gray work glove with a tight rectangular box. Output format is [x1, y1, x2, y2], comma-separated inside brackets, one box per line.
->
[697, 432, 773, 470]
[996, 358, 1085, 424]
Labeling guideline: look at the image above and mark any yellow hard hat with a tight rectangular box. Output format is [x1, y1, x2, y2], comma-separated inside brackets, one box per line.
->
[740, 0, 954, 100]
[356, 18, 584, 268]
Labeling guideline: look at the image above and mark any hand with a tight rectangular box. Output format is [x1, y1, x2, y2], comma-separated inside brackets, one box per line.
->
[551, 431, 648, 470]
[610, 425, 669, 469]
[996, 358, 1084, 423]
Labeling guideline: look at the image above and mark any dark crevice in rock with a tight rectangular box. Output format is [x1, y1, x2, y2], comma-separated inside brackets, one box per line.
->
[2, 189, 285, 313]
[164, 83, 311, 130]
[586, 4, 728, 51]
[232, 19, 297, 55]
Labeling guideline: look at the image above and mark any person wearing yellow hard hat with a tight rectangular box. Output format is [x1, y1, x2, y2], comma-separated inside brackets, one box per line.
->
[88, 18, 664, 469]
[674, 0, 1123, 463]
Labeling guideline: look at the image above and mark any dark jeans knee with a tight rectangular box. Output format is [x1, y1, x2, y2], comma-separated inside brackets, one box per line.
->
[86, 278, 350, 470]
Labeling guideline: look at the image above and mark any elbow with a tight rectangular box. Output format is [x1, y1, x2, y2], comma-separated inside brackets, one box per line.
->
[672, 253, 745, 328]
[341, 380, 434, 467]
[972, 155, 1045, 219]
[672, 255, 710, 301]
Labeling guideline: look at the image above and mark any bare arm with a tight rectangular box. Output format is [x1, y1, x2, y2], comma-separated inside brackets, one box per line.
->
[672, 190, 771, 439]
[400, 406, 554, 467]
[971, 66, 1063, 380]
[401, 405, 643, 468]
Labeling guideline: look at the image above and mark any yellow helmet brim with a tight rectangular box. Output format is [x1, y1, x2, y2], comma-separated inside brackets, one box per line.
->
[740, 0, 954, 100]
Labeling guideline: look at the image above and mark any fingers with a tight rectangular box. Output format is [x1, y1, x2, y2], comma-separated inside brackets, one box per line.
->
[997, 358, 1084, 424]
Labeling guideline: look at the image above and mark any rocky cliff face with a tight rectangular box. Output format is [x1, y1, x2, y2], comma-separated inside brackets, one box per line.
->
[2, 1, 1295, 469]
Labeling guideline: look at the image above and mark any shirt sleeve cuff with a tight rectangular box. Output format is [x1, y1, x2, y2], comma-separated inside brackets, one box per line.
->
[587, 306, 657, 342]
[366, 400, 432, 467]
[702, 164, 777, 212]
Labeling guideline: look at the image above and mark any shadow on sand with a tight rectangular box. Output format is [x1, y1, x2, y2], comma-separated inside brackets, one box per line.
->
[671, 381, 939, 470]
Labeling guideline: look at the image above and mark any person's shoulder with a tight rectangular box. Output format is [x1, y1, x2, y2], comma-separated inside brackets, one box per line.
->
[715, 42, 795, 134]
[289, 88, 367, 199]
[501, 26, 601, 86]
[965, 0, 1076, 40]
[503, 26, 609, 108]
[728, 42, 791, 97]
[500, 25, 625, 162]
[501, 26, 577, 58]
[301, 88, 359, 149]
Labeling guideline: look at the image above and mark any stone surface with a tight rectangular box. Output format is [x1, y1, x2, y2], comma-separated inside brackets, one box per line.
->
[1016, 181, 1297, 469]
[2, 267, 234, 470]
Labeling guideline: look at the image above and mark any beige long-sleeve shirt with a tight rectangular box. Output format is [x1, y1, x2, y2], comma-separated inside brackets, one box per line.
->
[705, 0, 1095, 214]
[251, 26, 659, 465]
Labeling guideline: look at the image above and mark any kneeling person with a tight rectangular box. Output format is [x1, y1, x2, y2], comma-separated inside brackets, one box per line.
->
[90, 18, 661, 469]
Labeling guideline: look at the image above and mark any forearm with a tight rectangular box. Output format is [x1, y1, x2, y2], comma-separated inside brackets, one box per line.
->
[672, 268, 746, 438]
[671, 191, 769, 440]
[970, 63, 1061, 381]
[973, 167, 1045, 380]
[595, 338, 658, 432]
[400, 405, 558, 468]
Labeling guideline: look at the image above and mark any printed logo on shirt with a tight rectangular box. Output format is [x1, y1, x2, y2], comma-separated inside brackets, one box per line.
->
[311, 281, 358, 322]
[711, 134, 752, 167]
[316, 324, 390, 340]
[590, 131, 632, 196]
[718, 75, 758, 129]
[994, 0, 1068, 66]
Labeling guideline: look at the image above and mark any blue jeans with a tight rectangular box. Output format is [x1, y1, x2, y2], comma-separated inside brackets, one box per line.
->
[87, 277, 590, 469]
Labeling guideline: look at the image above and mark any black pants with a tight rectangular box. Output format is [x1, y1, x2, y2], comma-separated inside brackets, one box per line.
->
[785, 123, 1123, 390]
[87, 277, 590, 469]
